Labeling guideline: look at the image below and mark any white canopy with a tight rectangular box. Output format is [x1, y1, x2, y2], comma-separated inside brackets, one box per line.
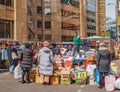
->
[87, 36, 104, 39]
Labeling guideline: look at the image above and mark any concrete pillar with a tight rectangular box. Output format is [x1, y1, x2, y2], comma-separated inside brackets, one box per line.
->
[51, 0, 61, 42]
[80, 0, 86, 38]
[14, 0, 27, 42]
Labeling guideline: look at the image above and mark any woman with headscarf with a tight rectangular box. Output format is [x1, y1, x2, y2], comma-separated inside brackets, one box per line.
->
[38, 41, 54, 85]
[96, 43, 111, 88]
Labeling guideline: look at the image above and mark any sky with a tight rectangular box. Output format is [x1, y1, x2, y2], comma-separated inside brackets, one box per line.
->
[106, 0, 116, 19]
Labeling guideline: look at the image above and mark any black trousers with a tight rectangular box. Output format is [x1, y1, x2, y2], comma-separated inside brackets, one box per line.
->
[73, 45, 80, 56]
[22, 68, 30, 82]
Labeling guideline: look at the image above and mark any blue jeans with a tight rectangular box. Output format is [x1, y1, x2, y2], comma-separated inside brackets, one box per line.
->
[9, 65, 14, 72]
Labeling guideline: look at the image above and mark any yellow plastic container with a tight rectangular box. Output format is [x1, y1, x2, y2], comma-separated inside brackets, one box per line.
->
[60, 78, 71, 85]
[35, 75, 41, 84]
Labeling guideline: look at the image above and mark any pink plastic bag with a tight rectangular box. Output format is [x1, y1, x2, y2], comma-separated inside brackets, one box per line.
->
[105, 75, 115, 91]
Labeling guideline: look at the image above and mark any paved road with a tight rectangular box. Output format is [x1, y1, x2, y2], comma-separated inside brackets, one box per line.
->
[0, 59, 120, 92]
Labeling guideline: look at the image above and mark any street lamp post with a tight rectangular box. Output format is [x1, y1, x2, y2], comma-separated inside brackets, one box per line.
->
[107, 3, 118, 41]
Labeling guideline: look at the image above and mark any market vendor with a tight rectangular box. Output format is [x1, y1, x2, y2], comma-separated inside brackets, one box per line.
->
[73, 33, 82, 56]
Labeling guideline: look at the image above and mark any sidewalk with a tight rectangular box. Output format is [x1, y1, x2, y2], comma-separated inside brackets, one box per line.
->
[0, 59, 120, 92]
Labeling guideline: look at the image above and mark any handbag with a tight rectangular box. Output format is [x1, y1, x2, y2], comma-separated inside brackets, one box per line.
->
[11, 52, 18, 60]
[94, 68, 101, 84]
[94, 53, 101, 84]
[14, 64, 22, 79]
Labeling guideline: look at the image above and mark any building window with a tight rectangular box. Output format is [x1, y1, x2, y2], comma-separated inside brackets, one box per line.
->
[61, 0, 79, 7]
[87, 10, 96, 16]
[0, 0, 12, 6]
[38, 35, 43, 41]
[45, 8, 51, 15]
[6, 0, 12, 6]
[37, 20, 42, 28]
[69, 0, 79, 7]
[37, 6, 42, 14]
[0, 0, 5, 5]
[87, 17, 96, 23]
[87, 25, 96, 30]
[45, 35, 51, 41]
[61, 0, 68, 4]
[102, 24, 104, 26]
[27, 6, 32, 14]
[87, 32, 96, 37]
[62, 36, 73, 42]
[45, 21, 51, 29]
[86, 1, 96, 9]
[0, 19, 13, 38]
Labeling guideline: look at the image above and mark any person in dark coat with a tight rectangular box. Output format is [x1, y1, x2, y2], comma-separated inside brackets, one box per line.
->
[6, 42, 13, 72]
[52, 43, 60, 56]
[20, 43, 34, 84]
[96, 43, 111, 88]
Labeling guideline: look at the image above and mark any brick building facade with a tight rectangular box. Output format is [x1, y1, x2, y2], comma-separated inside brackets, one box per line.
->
[0, 0, 106, 42]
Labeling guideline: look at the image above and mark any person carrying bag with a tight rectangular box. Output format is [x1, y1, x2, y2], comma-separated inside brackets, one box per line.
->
[96, 43, 111, 89]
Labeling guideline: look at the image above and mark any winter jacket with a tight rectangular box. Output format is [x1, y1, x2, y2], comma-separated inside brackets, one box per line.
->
[20, 48, 34, 69]
[73, 36, 82, 46]
[1, 49, 8, 60]
[96, 47, 111, 73]
[38, 47, 54, 75]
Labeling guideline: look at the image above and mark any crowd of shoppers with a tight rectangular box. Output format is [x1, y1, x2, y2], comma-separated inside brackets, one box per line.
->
[0, 38, 119, 92]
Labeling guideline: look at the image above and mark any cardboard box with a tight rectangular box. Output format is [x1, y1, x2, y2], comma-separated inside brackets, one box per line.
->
[50, 70, 61, 85]
[50, 75, 60, 85]
[75, 79, 86, 85]
[35, 75, 42, 84]
[75, 71, 87, 79]
[61, 70, 71, 78]
[61, 78, 71, 84]
[35, 66, 41, 84]
[54, 70, 61, 76]
[60, 70, 71, 84]
[86, 56, 95, 61]
[53, 63, 59, 70]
